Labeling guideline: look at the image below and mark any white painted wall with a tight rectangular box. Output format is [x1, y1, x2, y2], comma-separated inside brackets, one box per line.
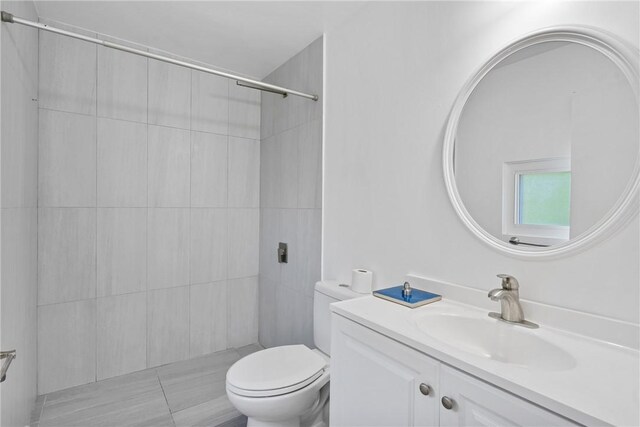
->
[323, 1, 639, 326]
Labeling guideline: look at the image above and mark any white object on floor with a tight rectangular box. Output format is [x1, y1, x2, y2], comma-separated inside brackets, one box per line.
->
[225, 281, 363, 427]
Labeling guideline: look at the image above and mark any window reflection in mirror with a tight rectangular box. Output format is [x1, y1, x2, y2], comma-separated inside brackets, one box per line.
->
[517, 171, 571, 227]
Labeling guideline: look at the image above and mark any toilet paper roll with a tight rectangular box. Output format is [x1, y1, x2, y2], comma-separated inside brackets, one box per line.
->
[351, 269, 373, 294]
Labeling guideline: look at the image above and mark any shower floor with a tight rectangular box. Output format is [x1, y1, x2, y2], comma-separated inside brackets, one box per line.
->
[30, 344, 262, 427]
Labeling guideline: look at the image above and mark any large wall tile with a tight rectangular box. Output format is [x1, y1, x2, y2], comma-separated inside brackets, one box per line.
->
[228, 137, 260, 208]
[39, 30, 96, 115]
[227, 277, 258, 348]
[286, 37, 323, 130]
[259, 37, 323, 349]
[97, 47, 147, 123]
[259, 209, 281, 282]
[228, 209, 259, 279]
[190, 281, 227, 357]
[278, 127, 299, 208]
[148, 125, 190, 207]
[38, 208, 96, 305]
[268, 68, 295, 137]
[191, 71, 228, 135]
[190, 209, 227, 284]
[97, 208, 147, 296]
[259, 129, 299, 209]
[191, 131, 227, 207]
[147, 208, 190, 289]
[279, 209, 298, 291]
[39, 109, 96, 207]
[297, 119, 322, 209]
[229, 81, 261, 139]
[275, 287, 314, 348]
[260, 91, 275, 140]
[297, 209, 322, 297]
[1, 57, 37, 207]
[0, 208, 37, 333]
[259, 136, 279, 208]
[97, 118, 147, 207]
[34, 19, 266, 393]
[148, 287, 189, 367]
[38, 300, 96, 394]
[97, 292, 147, 380]
[148, 60, 191, 129]
[2, 2, 38, 423]
[0, 208, 37, 422]
[258, 275, 277, 348]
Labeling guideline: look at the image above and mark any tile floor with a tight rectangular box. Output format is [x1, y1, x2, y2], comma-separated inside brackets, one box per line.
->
[31, 345, 262, 427]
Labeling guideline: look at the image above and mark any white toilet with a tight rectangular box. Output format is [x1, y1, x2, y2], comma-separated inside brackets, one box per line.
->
[226, 281, 362, 427]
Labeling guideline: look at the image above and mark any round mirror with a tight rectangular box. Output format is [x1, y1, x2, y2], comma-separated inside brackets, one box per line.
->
[443, 27, 639, 258]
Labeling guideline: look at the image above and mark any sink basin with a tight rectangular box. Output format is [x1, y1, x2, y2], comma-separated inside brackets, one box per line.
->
[413, 305, 576, 371]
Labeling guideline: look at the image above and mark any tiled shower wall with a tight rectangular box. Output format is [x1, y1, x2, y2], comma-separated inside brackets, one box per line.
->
[0, 1, 38, 424]
[37, 24, 260, 394]
[259, 37, 323, 348]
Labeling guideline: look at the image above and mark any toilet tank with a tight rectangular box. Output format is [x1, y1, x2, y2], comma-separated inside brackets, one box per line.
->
[314, 281, 362, 356]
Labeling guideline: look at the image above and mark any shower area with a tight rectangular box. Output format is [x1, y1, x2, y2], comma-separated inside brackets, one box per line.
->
[0, 1, 323, 425]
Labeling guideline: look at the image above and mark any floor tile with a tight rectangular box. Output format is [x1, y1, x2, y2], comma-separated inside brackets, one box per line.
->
[158, 349, 240, 413]
[216, 416, 248, 427]
[172, 395, 242, 427]
[161, 370, 227, 413]
[30, 395, 46, 424]
[33, 347, 257, 427]
[41, 369, 160, 420]
[236, 344, 263, 358]
[39, 387, 171, 427]
[156, 349, 240, 385]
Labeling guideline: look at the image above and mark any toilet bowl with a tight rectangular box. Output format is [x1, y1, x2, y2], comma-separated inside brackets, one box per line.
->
[226, 345, 330, 427]
[225, 281, 362, 427]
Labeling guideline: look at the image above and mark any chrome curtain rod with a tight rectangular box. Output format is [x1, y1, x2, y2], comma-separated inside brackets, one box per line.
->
[0, 11, 319, 101]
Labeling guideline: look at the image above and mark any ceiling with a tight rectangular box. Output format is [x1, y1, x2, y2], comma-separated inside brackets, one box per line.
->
[33, 1, 366, 78]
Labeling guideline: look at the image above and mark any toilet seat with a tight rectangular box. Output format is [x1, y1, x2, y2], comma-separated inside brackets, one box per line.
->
[226, 345, 327, 398]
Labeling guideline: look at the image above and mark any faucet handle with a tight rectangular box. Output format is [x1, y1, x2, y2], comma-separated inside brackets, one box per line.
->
[497, 274, 519, 290]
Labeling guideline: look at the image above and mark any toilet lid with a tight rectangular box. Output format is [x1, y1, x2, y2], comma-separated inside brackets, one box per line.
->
[226, 345, 326, 397]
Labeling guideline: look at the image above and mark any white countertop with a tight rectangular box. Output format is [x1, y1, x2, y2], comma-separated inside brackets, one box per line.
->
[331, 296, 640, 426]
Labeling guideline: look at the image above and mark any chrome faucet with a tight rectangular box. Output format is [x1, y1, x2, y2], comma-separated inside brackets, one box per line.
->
[488, 274, 538, 328]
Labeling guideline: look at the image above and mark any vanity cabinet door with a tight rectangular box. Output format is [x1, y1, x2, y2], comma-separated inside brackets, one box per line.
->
[331, 314, 439, 427]
[438, 365, 578, 427]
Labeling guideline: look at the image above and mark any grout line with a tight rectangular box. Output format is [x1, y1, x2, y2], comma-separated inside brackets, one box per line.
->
[36, 23, 42, 398]
[33, 285, 181, 308]
[94, 39, 99, 384]
[146, 51, 150, 371]
[225, 78, 232, 349]
[187, 68, 193, 360]
[37, 106, 235, 135]
[156, 373, 174, 416]
[36, 394, 47, 424]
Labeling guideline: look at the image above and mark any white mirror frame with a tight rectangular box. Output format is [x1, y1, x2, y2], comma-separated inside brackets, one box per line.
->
[443, 26, 640, 259]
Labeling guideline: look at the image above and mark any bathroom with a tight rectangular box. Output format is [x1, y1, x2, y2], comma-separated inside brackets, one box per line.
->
[0, 1, 638, 426]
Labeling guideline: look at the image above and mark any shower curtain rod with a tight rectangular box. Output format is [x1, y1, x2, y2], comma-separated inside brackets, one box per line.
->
[0, 11, 319, 101]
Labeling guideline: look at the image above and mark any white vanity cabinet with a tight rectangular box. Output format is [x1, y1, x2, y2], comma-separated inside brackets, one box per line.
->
[330, 313, 439, 426]
[331, 314, 578, 427]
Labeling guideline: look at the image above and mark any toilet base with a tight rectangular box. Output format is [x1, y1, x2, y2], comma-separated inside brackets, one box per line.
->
[246, 418, 327, 427]
[247, 419, 300, 427]
[244, 384, 330, 427]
